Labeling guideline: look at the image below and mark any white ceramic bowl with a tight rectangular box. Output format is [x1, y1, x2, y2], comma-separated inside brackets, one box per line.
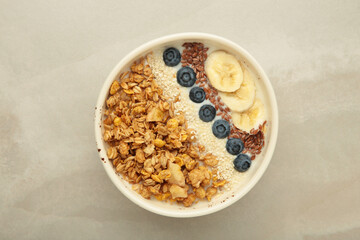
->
[95, 33, 278, 218]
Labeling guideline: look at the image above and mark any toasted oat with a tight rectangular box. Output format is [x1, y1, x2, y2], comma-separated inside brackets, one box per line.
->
[188, 167, 208, 188]
[203, 153, 219, 167]
[183, 193, 196, 207]
[194, 187, 206, 199]
[107, 147, 118, 159]
[169, 184, 188, 199]
[110, 81, 120, 95]
[167, 162, 185, 187]
[135, 148, 145, 163]
[206, 187, 217, 201]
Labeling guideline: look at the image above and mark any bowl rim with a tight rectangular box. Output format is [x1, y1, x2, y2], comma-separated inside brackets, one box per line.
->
[94, 32, 278, 218]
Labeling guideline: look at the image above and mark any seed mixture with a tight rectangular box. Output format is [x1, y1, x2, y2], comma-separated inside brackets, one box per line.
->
[102, 42, 267, 206]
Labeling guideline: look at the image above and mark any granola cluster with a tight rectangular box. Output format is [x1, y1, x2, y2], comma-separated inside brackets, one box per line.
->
[103, 57, 226, 207]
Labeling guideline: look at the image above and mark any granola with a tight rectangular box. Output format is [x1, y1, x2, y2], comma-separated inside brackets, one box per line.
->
[103, 57, 225, 207]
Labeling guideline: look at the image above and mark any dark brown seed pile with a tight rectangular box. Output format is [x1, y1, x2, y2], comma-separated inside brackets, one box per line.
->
[181, 42, 266, 158]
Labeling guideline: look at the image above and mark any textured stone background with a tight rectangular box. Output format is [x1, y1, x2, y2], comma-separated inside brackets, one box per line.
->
[0, 0, 359, 239]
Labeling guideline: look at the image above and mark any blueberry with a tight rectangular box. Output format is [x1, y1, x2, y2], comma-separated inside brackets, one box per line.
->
[163, 47, 181, 67]
[177, 67, 196, 87]
[212, 119, 230, 139]
[233, 154, 251, 172]
[226, 138, 244, 155]
[199, 105, 216, 122]
[189, 87, 206, 103]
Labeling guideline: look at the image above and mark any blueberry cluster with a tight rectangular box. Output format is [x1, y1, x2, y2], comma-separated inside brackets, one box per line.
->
[163, 47, 251, 172]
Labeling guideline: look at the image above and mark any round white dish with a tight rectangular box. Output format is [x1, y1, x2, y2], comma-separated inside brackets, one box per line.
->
[94, 33, 278, 218]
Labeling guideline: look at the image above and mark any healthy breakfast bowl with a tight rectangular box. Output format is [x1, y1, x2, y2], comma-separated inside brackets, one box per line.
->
[94, 33, 278, 218]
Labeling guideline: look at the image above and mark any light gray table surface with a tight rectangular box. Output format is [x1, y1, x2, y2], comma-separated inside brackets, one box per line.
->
[1, 0, 359, 239]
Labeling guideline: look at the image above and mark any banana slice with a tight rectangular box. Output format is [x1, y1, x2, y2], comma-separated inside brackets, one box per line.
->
[218, 67, 256, 112]
[232, 98, 265, 132]
[205, 51, 243, 92]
